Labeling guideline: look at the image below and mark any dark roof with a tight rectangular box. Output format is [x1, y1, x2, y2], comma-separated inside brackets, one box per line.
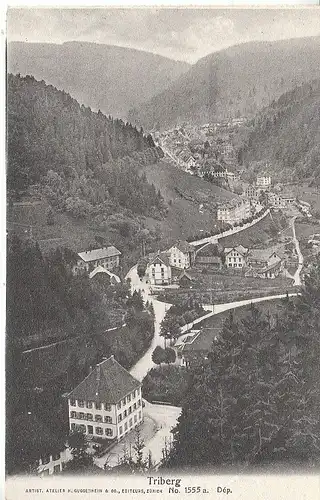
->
[149, 252, 170, 267]
[78, 246, 121, 262]
[172, 240, 195, 254]
[178, 270, 193, 281]
[68, 356, 141, 404]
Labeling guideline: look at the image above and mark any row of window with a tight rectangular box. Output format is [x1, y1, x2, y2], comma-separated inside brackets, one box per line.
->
[118, 400, 141, 421]
[228, 257, 242, 262]
[119, 412, 141, 435]
[228, 263, 243, 268]
[70, 412, 113, 423]
[70, 423, 113, 437]
[69, 400, 112, 410]
[117, 390, 140, 409]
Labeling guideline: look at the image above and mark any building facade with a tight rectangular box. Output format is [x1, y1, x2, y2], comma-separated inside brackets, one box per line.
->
[168, 240, 196, 269]
[68, 356, 143, 442]
[224, 245, 249, 268]
[72, 246, 121, 275]
[217, 199, 251, 224]
[147, 253, 172, 285]
[256, 176, 271, 188]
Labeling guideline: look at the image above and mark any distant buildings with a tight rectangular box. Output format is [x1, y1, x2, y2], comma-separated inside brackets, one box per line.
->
[72, 246, 121, 275]
[256, 176, 271, 189]
[68, 356, 143, 442]
[168, 240, 196, 269]
[246, 250, 284, 279]
[146, 252, 172, 285]
[217, 198, 251, 224]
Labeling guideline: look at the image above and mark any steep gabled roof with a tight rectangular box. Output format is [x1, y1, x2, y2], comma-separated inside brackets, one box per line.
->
[149, 252, 171, 268]
[171, 240, 195, 254]
[68, 356, 141, 404]
[224, 245, 248, 256]
[78, 246, 121, 263]
[178, 270, 193, 281]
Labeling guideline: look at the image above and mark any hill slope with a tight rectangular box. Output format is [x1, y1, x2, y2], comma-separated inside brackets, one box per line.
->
[7, 41, 190, 119]
[237, 79, 320, 183]
[129, 36, 320, 129]
[140, 160, 239, 246]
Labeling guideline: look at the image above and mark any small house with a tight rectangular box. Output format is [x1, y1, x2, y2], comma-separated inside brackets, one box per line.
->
[147, 253, 172, 285]
[224, 245, 249, 269]
[168, 240, 196, 269]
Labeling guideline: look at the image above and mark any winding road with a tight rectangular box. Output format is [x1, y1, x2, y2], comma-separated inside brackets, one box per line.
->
[291, 216, 304, 286]
[126, 266, 298, 381]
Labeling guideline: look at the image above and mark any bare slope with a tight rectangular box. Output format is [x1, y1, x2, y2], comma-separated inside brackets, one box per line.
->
[8, 41, 190, 119]
[141, 160, 238, 246]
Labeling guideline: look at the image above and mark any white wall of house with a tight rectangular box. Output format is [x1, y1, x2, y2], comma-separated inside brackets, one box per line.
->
[168, 247, 193, 269]
[147, 261, 171, 285]
[68, 388, 143, 442]
[225, 249, 246, 268]
[38, 447, 72, 476]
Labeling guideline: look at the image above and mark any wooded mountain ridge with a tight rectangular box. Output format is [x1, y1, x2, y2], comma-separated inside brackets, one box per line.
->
[7, 73, 165, 220]
[7, 41, 190, 119]
[129, 36, 320, 129]
[237, 79, 320, 184]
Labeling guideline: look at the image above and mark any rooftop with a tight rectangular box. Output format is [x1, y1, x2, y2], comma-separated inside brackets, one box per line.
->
[148, 251, 171, 268]
[68, 356, 141, 404]
[78, 246, 121, 263]
[171, 240, 196, 254]
[224, 245, 249, 256]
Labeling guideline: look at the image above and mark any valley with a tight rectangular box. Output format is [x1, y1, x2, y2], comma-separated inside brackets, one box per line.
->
[6, 19, 320, 479]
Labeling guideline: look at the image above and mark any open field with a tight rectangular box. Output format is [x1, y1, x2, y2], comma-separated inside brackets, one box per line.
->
[295, 221, 320, 240]
[219, 211, 288, 248]
[157, 276, 295, 306]
[141, 160, 239, 247]
[284, 183, 320, 213]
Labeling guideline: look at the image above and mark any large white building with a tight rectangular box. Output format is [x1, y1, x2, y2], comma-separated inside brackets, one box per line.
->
[68, 356, 143, 442]
[72, 246, 121, 275]
[217, 198, 251, 224]
[168, 240, 196, 269]
[146, 253, 172, 285]
[256, 176, 271, 189]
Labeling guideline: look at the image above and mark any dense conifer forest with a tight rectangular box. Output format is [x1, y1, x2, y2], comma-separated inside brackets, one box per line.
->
[6, 234, 155, 474]
[164, 258, 320, 469]
[7, 73, 165, 218]
[238, 79, 320, 184]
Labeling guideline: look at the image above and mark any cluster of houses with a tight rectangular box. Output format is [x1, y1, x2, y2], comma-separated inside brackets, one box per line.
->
[143, 238, 287, 287]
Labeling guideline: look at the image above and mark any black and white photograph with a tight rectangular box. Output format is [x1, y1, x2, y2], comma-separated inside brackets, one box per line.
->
[5, 5, 320, 497]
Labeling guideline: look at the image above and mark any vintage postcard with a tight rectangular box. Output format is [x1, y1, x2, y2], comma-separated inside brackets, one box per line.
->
[4, 5, 320, 499]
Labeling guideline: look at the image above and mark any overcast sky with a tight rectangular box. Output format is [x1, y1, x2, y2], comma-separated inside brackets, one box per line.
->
[7, 8, 320, 63]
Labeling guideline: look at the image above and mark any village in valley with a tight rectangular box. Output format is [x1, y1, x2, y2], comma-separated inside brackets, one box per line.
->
[18, 145, 319, 476]
[6, 9, 320, 482]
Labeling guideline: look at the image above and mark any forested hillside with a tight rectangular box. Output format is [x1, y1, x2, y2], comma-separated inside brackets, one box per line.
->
[165, 258, 320, 470]
[129, 36, 320, 129]
[7, 73, 165, 219]
[237, 79, 320, 184]
[6, 234, 155, 473]
[8, 42, 190, 118]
